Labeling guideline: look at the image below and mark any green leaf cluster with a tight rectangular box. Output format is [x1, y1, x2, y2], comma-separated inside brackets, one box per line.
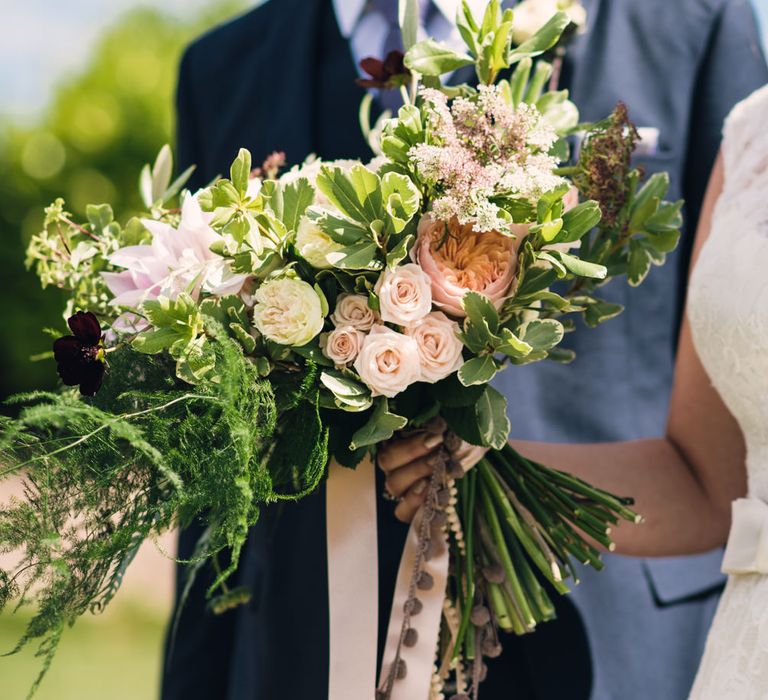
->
[405, 0, 570, 85]
[430, 375, 510, 450]
[312, 164, 422, 270]
[0, 331, 278, 695]
[458, 292, 566, 379]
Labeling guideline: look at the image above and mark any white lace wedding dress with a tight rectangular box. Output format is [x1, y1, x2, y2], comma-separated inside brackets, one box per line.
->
[687, 83, 768, 699]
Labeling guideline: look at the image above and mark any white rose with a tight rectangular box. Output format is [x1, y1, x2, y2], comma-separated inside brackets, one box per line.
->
[353, 325, 421, 398]
[252, 277, 324, 346]
[512, 0, 587, 45]
[374, 263, 433, 326]
[406, 312, 465, 383]
[320, 326, 365, 367]
[331, 293, 378, 331]
[295, 216, 344, 269]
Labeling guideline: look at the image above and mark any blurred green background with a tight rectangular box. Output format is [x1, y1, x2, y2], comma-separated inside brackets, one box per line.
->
[0, 1, 246, 401]
[0, 2, 247, 699]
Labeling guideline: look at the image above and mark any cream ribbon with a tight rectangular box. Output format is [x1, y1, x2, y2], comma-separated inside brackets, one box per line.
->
[326, 458, 379, 700]
[326, 458, 451, 700]
[378, 509, 450, 699]
[722, 497, 768, 574]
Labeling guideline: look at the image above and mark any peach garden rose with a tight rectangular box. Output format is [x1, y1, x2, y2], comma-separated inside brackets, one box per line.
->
[411, 215, 525, 318]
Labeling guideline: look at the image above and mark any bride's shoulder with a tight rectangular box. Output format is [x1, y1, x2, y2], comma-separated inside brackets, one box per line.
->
[721, 83, 768, 178]
[724, 84, 768, 143]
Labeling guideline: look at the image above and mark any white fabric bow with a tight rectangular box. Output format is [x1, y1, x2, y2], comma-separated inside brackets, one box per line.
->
[722, 498, 768, 575]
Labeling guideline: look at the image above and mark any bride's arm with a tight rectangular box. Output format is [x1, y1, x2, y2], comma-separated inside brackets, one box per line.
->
[515, 152, 748, 557]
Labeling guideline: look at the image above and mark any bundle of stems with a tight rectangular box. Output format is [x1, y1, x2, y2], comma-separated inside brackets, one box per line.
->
[450, 444, 639, 670]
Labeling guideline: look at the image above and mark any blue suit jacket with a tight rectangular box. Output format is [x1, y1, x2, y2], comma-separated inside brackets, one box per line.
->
[163, 2, 767, 699]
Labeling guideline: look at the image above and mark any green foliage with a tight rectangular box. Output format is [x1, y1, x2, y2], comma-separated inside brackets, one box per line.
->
[349, 397, 408, 450]
[312, 162, 421, 271]
[405, 0, 569, 85]
[439, 385, 510, 450]
[0, 330, 277, 693]
[0, 2, 243, 402]
[320, 370, 373, 412]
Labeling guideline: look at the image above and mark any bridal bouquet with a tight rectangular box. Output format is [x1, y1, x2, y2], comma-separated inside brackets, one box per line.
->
[1, 2, 682, 698]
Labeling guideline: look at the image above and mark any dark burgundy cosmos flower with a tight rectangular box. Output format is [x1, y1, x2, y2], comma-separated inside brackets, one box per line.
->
[356, 50, 411, 90]
[53, 311, 106, 396]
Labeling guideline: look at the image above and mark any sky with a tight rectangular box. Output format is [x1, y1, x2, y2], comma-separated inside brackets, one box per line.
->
[0, 0, 260, 119]
[1, 0, 768, 119]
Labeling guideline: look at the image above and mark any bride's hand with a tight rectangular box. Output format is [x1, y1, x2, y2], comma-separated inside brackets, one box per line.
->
[377, 428, 444, 523]
[377, 424, 488, 523]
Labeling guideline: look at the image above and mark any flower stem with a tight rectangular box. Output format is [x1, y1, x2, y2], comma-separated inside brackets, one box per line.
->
[477, 461, 535, 629]
[454, 469, 477, 659]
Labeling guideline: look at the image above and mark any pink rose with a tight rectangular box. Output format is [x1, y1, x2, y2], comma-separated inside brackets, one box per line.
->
[374, 263, 433, 326]
[411, 215, 524, 318]
[405, 312, 464, 383]
[320, 326, 365, 367]
[353, 325, 421, 398]
[330, 294, 378, 331]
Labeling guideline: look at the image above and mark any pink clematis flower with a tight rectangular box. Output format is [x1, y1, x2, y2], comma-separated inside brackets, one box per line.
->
[102, 194, 248, 310]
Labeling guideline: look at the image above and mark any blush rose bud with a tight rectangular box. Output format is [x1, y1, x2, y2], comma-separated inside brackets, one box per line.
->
[353, 325, 421, 398]
[320, 326, 365, 367]
[330, 293, 378, 331]
[405, 311, 464, 383]
[374, 263, 433, 326]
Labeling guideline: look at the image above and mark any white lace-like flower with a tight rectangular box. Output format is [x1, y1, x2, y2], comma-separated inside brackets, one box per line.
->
[409, 87, 565, 232]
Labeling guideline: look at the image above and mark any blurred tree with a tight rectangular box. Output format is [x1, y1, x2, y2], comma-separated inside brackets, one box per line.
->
[0, 2, 243, 401]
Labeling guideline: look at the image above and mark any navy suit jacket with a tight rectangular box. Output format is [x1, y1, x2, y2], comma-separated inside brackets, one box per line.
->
[162, 1, 768, 699]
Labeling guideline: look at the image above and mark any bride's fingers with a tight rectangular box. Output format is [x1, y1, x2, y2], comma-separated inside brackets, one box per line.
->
[385, 455, 437, 498]
[378, 431, 443, 473]
[394, 479, 429, 523]
[451, 442, 488, 472]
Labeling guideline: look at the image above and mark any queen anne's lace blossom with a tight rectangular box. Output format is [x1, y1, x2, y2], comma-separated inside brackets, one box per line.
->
[410, 86, 564, 232]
